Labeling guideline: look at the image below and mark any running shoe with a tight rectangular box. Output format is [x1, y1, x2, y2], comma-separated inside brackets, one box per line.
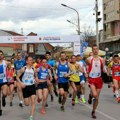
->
[75, 97, 79, 104]
[2, 96, 6, 107]
[29, 116, 34, 120]
[72, 99, 75, 106]
[60, 106, 65, 112]
[81, 98, 86, 104]
[19, 103, 23, 108]
[37, 98, 41, 103]
[51, 95, 54, 102]
[88, 94, 92, 104]
[58, 96, 62, 104]
[91, 111, 97, 119]
[41, 109, 46, 114]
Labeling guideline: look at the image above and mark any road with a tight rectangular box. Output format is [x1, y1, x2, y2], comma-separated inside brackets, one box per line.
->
[0, 84, 119, 120]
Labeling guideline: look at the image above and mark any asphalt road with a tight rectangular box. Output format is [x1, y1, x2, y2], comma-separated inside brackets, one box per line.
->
[0, 84, 119, 120]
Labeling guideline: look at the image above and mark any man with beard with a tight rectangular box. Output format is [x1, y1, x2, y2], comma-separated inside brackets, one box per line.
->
[54, 52, 73, 111]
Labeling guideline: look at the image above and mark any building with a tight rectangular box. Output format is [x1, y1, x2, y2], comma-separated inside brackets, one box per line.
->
[0, 30, 54, 59]
[27, 32, 54, 58]
[0, 30, 23, 58]
[100, 0, 120, 52]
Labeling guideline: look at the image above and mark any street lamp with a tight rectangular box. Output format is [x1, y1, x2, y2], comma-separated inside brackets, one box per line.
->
[67, 19, 77, 26]
[61, 4, 80, 35]
[67, 19, 83, 35]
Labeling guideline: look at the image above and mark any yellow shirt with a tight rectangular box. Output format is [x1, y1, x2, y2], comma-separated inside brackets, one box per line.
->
[69, 64, 80, 82]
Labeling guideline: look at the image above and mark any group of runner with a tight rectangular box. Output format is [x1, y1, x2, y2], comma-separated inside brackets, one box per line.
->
[0, 44, 120, 120]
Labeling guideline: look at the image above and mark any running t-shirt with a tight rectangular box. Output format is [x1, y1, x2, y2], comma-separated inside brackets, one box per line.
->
[0, 60, 7, 84]
[6, 68, 15, 83]
[14, 59, 26, 75]
[77, 60, 86, 76]
[57, 62, 69, 83]
[111, 63, 120, 79]
[38, 67, 49, 80]
[69, 64, 80, 82]
[88, 57, 103, 78]
[47, 59, 56, 76]
[21, 66, 35, 86]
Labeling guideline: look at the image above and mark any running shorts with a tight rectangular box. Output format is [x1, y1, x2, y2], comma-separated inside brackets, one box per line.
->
[22, 85, 36, 98]
[36, 82, 48, 90]
[58, 82, 69, 92]
[88, 77, 103, 89]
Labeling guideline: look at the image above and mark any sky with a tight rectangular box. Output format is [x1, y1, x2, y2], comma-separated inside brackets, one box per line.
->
[0, 0, 103, 36]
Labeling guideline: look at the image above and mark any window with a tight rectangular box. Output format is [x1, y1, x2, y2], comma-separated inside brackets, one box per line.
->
[104, 14, 106, 20]
[29, 44, 34, 53]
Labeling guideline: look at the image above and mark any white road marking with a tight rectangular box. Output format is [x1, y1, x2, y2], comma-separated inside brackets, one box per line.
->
[79, 102, 117, 120]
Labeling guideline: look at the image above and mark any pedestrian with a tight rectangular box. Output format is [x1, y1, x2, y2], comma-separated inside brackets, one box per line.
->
[0, 50, 8, 108]
[86, 44, 106, 119]
[14, 52, 26, 107]
[6, 60, 15, 106]
[16, 56, 36, 120]
[36, 58, 52, 114]
[53, 52, 74, 111]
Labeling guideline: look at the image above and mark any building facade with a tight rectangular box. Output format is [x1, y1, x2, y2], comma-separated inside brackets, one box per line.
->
[100, 0, 120, 52]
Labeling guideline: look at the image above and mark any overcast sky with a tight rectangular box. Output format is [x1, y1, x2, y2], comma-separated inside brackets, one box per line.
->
[0, 0, 103, 36]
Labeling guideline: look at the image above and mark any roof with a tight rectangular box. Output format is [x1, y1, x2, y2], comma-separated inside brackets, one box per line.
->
[27, 32, 37, 36]
[2, 30, 23, 36]
[43, 43, 54, 51]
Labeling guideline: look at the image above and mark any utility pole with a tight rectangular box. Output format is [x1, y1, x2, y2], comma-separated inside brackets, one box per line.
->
[21, 28, 23, 35]
[96, 0, 99, 48]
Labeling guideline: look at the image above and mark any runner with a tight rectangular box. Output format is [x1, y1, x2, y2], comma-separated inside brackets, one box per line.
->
[16, 56, 36, 120]
[6, 60, 15, 106]
[86, 44, 106, 119]
[0, 50, 8, 107]
[107, 54, 120, 102]
[53, 52, 74, 111]
[36, 58, 52, 114]
[69, 55, 83, 106]
[76, 54, 88, 104]
[46, 51, 58, 99]
[14, 52, 26, 107]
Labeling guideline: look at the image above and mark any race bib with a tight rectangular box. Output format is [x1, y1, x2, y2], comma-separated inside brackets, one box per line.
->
[74, 70, 79, 75]
[114, 72, 120, 76]
[41, 73, 48, 79]
[24, 79, 34, 84]
[59, 72, 67, 77]
[0, 73, 5, 79]
[89, 73, 101, 78]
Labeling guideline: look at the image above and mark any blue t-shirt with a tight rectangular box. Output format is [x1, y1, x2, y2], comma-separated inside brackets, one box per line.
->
[47, 59, 55, 67]
[38, 67, 49, 80]
[47, 59, 55, 76]
[14, 59, 26, 74]
[57, 62, 69, 83]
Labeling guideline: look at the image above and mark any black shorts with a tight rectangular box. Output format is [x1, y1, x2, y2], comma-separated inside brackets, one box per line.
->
[0, 82, 8, 88]
[22, 85, 36, 98]
[52, 77, 56, 84]
[69, 81, 80, 86]
[7, 82, 14, 86]
[36, 82, 48, 90]
[58, 82, 69, 92]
